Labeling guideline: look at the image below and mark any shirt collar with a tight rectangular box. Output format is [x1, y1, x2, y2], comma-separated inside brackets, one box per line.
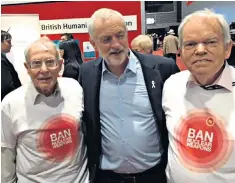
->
[102, 49, 137, 75]
[29, 82, 61, 105]
[187, 62, 233, 92]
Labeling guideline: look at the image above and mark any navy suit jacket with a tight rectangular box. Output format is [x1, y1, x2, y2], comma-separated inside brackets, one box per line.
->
[79, 51, 180, 182]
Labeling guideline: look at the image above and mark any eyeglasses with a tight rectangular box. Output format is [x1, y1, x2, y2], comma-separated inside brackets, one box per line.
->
[183, 39, 220, 50]
[28, 59, 58, 70]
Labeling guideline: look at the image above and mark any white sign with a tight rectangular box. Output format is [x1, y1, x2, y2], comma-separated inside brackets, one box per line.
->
[83, 42, 95, 52]
[1, 14, 41, 84]
[40, 15, 137, 34]
[83, 42, 95, 59]
[146, 18, 155, 25]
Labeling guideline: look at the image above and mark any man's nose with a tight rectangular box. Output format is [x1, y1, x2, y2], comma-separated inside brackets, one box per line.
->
[111, 37, 122, 49]
[195, 43, 207, 55]
[40, 62, 49, 71]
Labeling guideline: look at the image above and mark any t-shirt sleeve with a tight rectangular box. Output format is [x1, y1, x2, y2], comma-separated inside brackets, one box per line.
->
[1, 104, 16, 149]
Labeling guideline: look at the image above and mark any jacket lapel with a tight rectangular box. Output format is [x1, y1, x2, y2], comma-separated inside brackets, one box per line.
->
[134, 52, 164, 131]
[91, 58, 103, 154]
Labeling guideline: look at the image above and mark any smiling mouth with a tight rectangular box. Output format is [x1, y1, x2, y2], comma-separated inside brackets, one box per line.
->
[38, 77, 52, 81]
[110, 50, 123, 55]
[193, 59, 211, 64]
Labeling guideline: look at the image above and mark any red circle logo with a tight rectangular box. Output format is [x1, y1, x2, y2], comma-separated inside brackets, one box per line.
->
[36, 114, 80, 162]
[175, 109, 233, 172]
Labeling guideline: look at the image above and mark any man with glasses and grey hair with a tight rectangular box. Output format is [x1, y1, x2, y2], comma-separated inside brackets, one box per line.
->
[1, 37, 89, 183]
[162, 9, 235, 183]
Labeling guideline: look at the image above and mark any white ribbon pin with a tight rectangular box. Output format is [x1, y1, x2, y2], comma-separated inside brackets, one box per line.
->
[152, 81, 155, 88]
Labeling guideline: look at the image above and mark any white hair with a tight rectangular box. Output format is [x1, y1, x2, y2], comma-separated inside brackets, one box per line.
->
[24, 38, 60, 62]
[88, 8, 126, 39]
[178, 9, 231, 48]
[131, 35, 153, 50]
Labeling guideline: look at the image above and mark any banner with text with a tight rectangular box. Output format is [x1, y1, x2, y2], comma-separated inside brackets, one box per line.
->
[40, 15, 137, 34]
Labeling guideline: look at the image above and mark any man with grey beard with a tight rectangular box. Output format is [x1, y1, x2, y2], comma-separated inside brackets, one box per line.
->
[79, 8, 179, 183]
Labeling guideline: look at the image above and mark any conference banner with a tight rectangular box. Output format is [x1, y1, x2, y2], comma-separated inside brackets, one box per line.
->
[40, 15, 137, 34]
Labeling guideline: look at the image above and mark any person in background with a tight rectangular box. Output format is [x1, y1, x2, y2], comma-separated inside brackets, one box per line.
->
[1, 38, 89, 183]
[60, 32, 83, 63]
[60, 33, 74, 42]
[152, 33, 158, 51]
[163, 29, 179, 61]
[227, 22, 235, 67]
[162, 9, 234, 183]
[1, 30, 21, 101]
[79, 8, 179, 183]
[131, 35, 153, 54]
[59, 39, 82, 80]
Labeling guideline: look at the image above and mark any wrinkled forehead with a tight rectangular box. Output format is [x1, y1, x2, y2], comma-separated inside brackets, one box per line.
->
[28, 42, 57, 59]
[94, 16, 126, 31]
[185, 16, 222, 33]
[183, 16, 224, 41]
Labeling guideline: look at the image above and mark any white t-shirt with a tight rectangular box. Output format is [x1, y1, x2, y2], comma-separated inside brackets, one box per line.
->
[162, 65, 235, 183]
[1, 77, 89, 183]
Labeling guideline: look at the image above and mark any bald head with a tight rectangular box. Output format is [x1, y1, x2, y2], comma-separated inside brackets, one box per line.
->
[25, 37, 59, 62]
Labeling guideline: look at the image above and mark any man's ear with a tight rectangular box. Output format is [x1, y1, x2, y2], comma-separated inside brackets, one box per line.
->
[224, 41, 233, 60]
[89, 38, 98, 51]
[24, 62, 29, 70]
[24, 62, 31, 75]
[60, 58, 63, 65]
[58, 58, 63, 70]
[179, 48, 182, 57]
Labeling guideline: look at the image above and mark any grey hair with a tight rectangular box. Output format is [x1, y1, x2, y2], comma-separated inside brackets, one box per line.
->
[131, 35, 153, 50]
[24, 38, 60, 62]
[88, 8, 126, 39]
[178, 9, 231, 48]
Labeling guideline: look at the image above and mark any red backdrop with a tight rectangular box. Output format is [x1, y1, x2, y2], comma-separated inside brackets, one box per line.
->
[2, 1, 142, 58]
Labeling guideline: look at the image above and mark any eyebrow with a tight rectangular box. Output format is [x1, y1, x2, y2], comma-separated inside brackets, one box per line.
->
[101, 31, 125, 37]
[206, 37, 218, 40]
[184, 36, 218, 42]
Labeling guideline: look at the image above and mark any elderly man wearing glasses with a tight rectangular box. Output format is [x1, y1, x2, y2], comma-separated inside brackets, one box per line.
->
[1, 37, 89, 183]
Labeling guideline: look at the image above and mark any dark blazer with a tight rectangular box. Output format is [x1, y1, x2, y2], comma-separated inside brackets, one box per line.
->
[1, 53, 21, 101]
[62, 62, 80, 80]
[79, 51, 180, 183]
